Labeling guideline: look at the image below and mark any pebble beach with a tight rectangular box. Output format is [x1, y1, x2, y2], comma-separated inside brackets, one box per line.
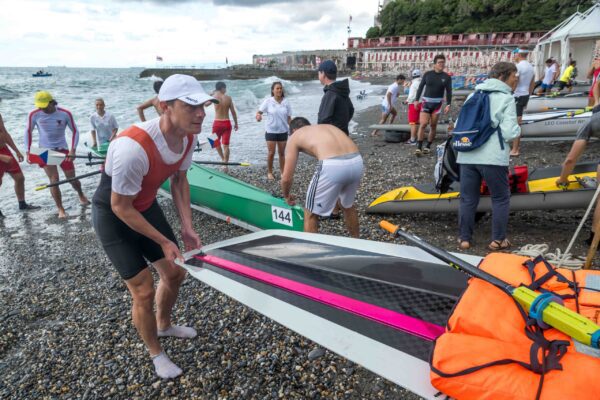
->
[1, 97, 598, 399]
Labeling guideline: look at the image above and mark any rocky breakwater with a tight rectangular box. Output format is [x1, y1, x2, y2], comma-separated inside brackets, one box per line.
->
[139, 68, 322, 81]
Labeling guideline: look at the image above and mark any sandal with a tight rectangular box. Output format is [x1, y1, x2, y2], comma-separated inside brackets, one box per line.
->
[488, 239, 511, 251]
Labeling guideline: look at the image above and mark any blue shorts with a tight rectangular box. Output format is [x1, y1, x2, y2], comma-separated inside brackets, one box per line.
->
[541, 83, 553, 90]
[381, 104, 392, 115]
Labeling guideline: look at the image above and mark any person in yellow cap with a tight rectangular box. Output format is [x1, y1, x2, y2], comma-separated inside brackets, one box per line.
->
[25, 91, 89, 218]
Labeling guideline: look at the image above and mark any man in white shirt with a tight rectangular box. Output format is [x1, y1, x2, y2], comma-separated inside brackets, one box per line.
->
[539, 58, 557, 95]
[406, 69, 422, 144]
[91, 74, 217, 380]
[370, 74, 406, 137]
[90, 98, 119, 148]
[510, 49, 535, 157]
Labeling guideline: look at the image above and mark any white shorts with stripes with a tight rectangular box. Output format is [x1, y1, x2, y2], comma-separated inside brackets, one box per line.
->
[305, 153, 364, 216]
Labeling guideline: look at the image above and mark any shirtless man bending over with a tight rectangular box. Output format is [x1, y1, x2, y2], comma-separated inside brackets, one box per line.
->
[137, 81, 164, 122]
[211, 82, 238, 167]
[281, 118, 364, 237]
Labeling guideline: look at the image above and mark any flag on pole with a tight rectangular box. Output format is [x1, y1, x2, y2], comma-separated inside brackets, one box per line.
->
[156, 56, 163, 62]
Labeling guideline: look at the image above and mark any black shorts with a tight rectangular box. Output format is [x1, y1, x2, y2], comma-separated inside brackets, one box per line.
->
[265, 132, 288, 142]
[514, 95, 530, 117]
[92, 201, 178, 280]
[556, 80, 571, 90]
[420, 101, 442, 114]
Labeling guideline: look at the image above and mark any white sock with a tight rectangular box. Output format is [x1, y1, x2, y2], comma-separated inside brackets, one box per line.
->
[151, 352, 182, 379]
[157, 325, 197, 339]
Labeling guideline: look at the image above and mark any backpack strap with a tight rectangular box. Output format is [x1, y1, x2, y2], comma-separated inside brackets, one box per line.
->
[480, 89, 506, 151]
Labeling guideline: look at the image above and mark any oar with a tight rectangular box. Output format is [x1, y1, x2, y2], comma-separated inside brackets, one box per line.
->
[194, 161, 250, 166]
[521, 109, 588, 125]
[379, 220, 600, 349]
[35, 170, 102, 191]
[541, 106, 592, 112]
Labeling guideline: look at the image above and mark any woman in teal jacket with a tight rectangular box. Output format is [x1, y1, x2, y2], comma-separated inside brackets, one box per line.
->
[457, 62, 521, 251]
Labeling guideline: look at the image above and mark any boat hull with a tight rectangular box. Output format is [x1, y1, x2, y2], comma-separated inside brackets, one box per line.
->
[368, 163, 597, 214]
[162, 163, 304, 231]
[369, 111, 591, 138]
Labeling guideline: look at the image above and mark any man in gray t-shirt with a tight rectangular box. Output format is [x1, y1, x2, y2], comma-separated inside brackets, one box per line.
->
[556, 107, 600, 246]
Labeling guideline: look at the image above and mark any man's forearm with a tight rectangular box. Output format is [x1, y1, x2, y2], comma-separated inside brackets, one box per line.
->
[170, 174, 194, 232]
[281, 178, 293, 198]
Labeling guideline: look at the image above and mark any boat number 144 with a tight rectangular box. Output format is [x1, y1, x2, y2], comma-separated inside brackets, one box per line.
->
[272, 206, 293, 227]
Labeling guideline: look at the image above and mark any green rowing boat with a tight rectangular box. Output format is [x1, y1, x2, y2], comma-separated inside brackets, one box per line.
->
[161, 162, 304, 232]
[86, 142, 109, 158]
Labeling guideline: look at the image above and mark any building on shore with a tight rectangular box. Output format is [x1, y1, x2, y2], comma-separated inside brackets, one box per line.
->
[535, 2, 600, 79]
[346, 31, 545, 77]
[252, 50, 350, 71]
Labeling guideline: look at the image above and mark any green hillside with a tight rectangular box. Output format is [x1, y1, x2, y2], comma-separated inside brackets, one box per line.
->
[366, 0, 595, 38]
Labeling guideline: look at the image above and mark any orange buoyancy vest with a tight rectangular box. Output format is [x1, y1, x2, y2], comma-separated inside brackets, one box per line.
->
[121, 126, 194, 212]
[430, 253, 600, 400]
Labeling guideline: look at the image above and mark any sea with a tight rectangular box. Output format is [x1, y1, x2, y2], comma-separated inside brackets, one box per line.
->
[0, 67, 384, 219]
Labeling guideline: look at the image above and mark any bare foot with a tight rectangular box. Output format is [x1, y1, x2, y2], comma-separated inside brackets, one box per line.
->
[370, 131, 379, 137]
[79, 196, 91, 206]
[58, 209, 68, 219]
[509, 151, 520, 157]
[267, 173, 275, 181]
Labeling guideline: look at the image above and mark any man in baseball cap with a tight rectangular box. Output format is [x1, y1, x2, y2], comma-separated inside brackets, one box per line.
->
[25, 90, 89, 218]
[91, 74, 216, 379]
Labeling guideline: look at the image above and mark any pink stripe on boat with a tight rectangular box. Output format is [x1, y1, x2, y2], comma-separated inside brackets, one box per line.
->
[194, 254, 444, 341]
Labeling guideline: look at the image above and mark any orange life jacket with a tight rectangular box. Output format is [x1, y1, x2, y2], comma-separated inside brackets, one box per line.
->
[430, 253, 600, 400]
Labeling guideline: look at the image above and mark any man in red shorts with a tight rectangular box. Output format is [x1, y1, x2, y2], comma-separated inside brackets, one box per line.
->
[210, 82, 238, 168]
[0, 111, 39, 217]
[25, 91, 89, 218]
[406, 69, 422, 144]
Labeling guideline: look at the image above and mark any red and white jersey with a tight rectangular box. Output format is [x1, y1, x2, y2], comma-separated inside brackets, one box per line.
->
[105, 118, 197, 197]
[25, 107, 79, 152]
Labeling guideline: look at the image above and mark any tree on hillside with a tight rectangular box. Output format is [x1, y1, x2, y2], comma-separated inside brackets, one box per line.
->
[366, 0, 595, 36]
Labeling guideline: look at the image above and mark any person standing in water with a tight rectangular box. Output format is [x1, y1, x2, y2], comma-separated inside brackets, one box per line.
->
[0, 109, 39, 217]
[256, 81, 292, 180]
[90, 98, 119, 148]
[210, 82, 238, 168]
[25, 91, 89, 218]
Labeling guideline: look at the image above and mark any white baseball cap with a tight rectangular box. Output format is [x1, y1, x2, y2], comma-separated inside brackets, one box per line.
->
[158, 74, 218, 105]
[412, 69, 421, 77]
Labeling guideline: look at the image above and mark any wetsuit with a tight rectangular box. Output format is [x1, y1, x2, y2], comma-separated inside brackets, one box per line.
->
[415, 71, 452, 114]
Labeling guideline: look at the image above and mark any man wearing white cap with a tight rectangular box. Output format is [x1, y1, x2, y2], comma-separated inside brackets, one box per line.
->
[406, 69, 422, 144]
[91, 74, 218, 379]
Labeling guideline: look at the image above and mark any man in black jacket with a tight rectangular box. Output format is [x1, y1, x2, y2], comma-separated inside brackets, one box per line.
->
[317, 60, 354, 135]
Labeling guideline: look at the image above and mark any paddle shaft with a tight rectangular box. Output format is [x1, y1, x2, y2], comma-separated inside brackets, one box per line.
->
[36, 170, 102, 191]
[380, 221, 511, 292]
[194, 161, 250, 166]
[521, 110, 585, 125]
[380, 220, 600, 348]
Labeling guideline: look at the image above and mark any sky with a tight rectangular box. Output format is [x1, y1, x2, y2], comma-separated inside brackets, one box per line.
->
[0, 0, 378, 68]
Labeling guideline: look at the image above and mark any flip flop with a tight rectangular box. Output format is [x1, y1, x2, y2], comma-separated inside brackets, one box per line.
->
[488, 239, 511, 251]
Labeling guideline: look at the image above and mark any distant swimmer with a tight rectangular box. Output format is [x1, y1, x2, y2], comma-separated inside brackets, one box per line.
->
[90, 98, 119, 148]
[91, 74, 217, 379]
[282, 118, 364, 238]
[137, 80, 164, 122]
[25, 91, 89, 218]
[210, 82, 238, 169]
[0, 109, 39, 217]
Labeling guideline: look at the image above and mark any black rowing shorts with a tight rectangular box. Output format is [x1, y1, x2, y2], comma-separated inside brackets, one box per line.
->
[514, 95, 530, 117]
[92, 200, 178, 280]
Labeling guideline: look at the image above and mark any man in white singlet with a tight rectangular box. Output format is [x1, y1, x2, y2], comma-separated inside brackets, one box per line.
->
[282, 117, 364, 238]
[91, 74, 218, 379]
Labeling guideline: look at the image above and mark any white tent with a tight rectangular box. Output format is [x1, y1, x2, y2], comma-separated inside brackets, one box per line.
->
[535, 3, 600, 79]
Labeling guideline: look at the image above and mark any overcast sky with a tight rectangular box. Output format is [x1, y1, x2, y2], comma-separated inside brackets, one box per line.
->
[0, 0, 377, 68]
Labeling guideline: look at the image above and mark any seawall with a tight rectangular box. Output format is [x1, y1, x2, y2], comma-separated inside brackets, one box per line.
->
[139, 68, 321, 81]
